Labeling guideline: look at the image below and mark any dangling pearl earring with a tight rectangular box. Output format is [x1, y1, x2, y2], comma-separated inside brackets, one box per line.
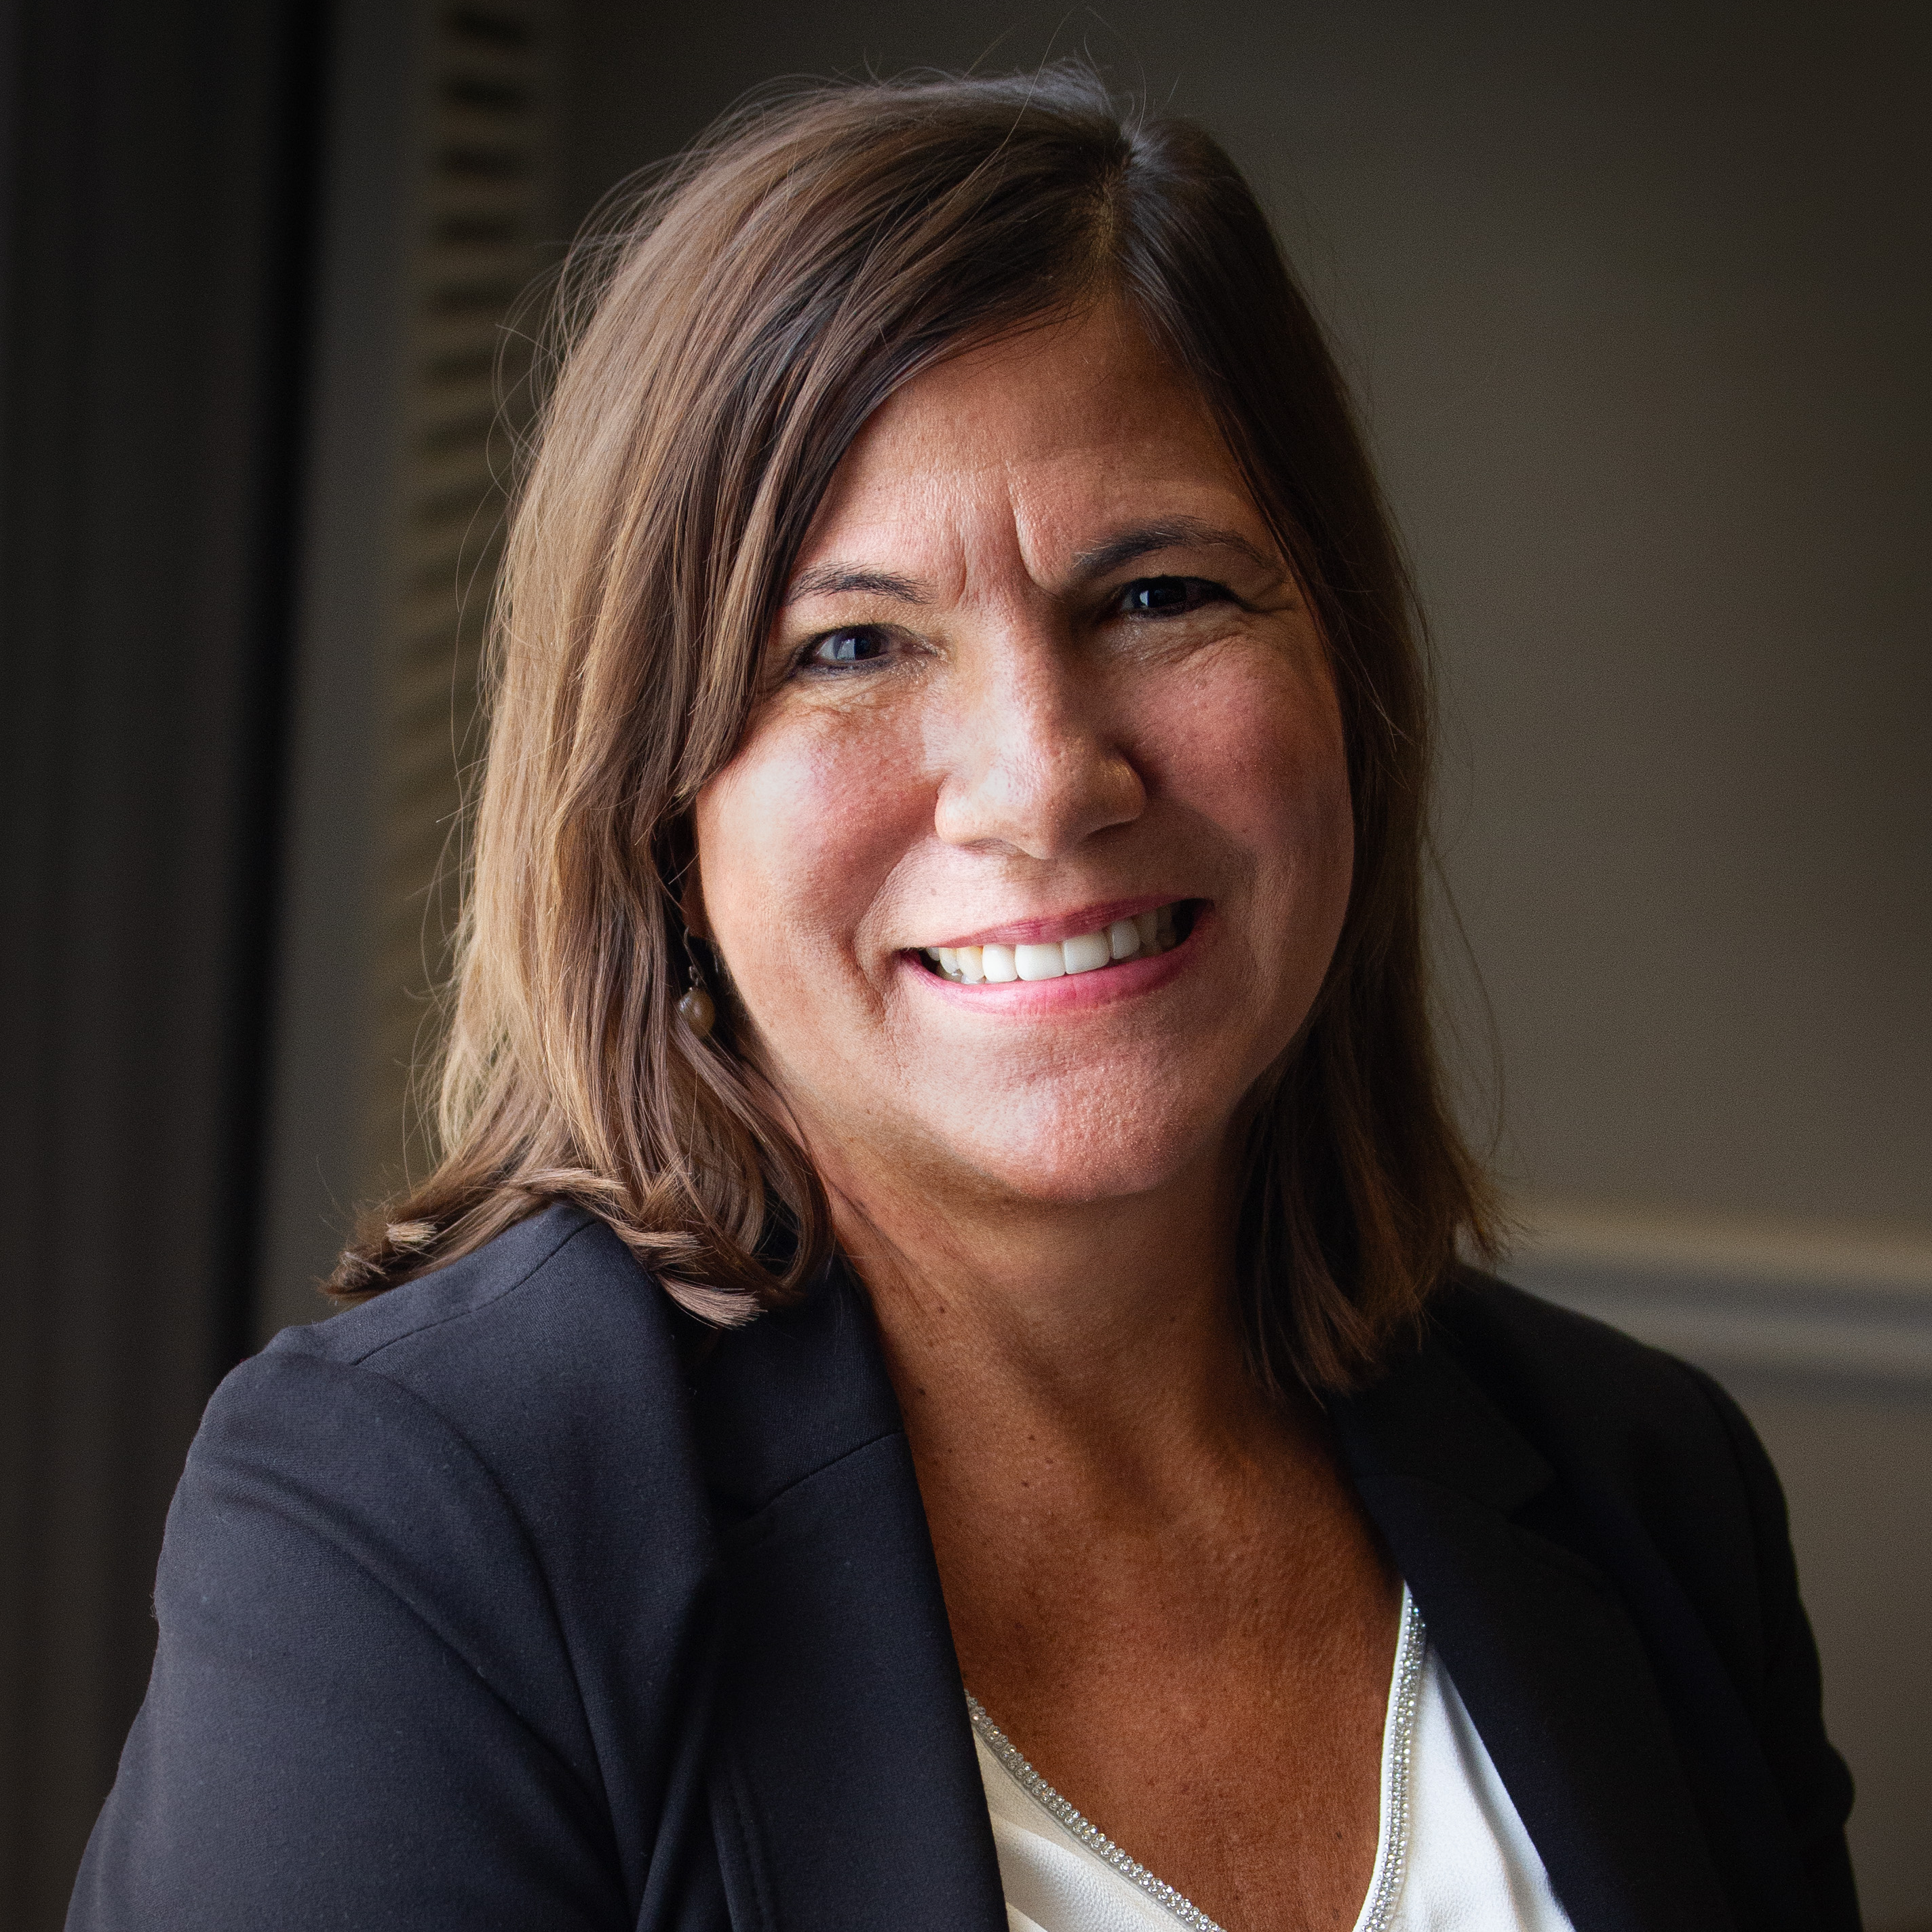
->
[678, 929, 715, 1039]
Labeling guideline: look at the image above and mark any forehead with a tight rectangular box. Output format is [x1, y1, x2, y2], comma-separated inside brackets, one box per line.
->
[797, 305, 1261, 568]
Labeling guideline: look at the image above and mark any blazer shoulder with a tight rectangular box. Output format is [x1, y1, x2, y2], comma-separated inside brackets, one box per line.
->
[244, 1202, 705, 1530]
[1419, 1272, 1856, 1926]
[1425, 1264, 1736, 1448]
[274, 1201, 611, 1361]
[271, 1201, 671, 1391]
[1420, 1267, 1796, 1672]
[90, 1204, 718, 1929]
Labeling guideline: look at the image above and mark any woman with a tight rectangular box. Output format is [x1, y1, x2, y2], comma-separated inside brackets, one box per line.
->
[71, 68, 1855, 1932]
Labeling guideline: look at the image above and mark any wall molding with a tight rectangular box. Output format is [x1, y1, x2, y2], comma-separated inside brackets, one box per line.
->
[1502, 1199, 1932, 1396]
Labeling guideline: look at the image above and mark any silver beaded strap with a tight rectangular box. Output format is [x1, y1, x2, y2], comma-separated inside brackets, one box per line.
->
[1360, 1589, 1426, 1932]
[967, 1588, 1427, 1932]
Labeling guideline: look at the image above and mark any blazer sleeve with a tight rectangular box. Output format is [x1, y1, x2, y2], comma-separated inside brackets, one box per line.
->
[66, 1346, 632, 1932]
[1689, 1367, 1861, 1932]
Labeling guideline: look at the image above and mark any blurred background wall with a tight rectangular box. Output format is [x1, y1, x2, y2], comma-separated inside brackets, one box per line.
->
[2, 1, 1925, 1925]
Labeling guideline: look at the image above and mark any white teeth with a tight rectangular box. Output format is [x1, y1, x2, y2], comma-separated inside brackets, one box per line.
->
[1062, 931, 1110, 974]
[922, 905, 1189, 985]
[1014, 942, 1065, 980]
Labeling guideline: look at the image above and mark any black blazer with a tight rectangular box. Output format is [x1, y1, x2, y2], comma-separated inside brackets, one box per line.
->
[69, 1203, 1857, 1932]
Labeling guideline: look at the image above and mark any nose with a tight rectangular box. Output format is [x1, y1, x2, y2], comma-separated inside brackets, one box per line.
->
[931, 634, 1144, 859]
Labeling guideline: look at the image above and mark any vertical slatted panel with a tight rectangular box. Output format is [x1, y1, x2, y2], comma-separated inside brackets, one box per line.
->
[360, 1, 553, 1201]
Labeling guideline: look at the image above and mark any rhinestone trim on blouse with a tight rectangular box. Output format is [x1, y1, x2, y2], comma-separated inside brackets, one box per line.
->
[967, 1589, 1427, 1932]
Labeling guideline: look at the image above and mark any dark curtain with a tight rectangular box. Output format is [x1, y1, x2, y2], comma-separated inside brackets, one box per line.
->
[0, 0, 321, 1920]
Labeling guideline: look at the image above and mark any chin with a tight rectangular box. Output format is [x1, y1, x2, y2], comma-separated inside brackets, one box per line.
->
[933, 1088, 1229, 1209]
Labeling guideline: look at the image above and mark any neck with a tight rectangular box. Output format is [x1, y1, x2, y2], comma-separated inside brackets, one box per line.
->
[815, 1130, 1286, 1499]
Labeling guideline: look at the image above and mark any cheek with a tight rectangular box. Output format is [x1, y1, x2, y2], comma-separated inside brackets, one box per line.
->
[693, 706, 927, 999]
[1153, 648, 1353, 923]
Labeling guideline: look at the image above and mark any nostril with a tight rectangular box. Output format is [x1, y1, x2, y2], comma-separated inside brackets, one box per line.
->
[931, 729, 1146, 862]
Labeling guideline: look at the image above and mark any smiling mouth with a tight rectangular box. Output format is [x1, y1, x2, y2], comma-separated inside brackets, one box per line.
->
[916, 900, 1199, 985]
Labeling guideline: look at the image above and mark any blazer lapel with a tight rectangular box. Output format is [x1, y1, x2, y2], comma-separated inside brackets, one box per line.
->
[689, 1267, 1008, 1932]
[1332, 1338, 1737, 1932]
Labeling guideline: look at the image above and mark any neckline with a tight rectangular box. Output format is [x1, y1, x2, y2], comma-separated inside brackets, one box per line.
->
[967, 1585, 1427, 1932]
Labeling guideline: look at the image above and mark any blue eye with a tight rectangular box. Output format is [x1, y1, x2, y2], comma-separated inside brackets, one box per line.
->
[805, 626, 890, 668]
[1119, 576, 1221, 616]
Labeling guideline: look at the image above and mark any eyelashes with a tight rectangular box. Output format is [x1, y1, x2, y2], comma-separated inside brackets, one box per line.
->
[801, 626, 893, 670]
[1111, 575, 1229, 618]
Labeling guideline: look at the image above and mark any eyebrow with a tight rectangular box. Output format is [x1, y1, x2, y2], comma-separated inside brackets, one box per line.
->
[784, 564, 929, 606]
[1072, 518, 1278, 582]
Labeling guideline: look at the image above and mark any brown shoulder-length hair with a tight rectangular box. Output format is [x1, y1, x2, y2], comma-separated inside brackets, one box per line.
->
[330, 64, 1495, 1393]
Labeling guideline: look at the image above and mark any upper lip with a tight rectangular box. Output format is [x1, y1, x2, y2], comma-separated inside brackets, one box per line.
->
[912, 894, 1189, 951]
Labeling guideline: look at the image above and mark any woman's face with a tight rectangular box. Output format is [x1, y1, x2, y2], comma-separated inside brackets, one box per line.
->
[693, 305, 1353, 1217]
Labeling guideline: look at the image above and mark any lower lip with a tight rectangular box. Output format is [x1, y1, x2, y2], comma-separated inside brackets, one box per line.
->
[900, 911, 1208, 1014]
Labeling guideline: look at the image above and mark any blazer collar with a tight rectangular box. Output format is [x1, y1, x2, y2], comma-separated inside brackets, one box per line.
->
[1332, 1328, 1737, 1932]
[690, 1262, 1008, 1932]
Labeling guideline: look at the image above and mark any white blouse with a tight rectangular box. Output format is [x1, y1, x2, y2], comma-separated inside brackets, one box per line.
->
[969, 1589, 1577, 1932]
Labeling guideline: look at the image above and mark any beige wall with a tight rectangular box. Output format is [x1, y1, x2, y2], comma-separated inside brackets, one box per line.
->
[1332, 23, 1931, 1229]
